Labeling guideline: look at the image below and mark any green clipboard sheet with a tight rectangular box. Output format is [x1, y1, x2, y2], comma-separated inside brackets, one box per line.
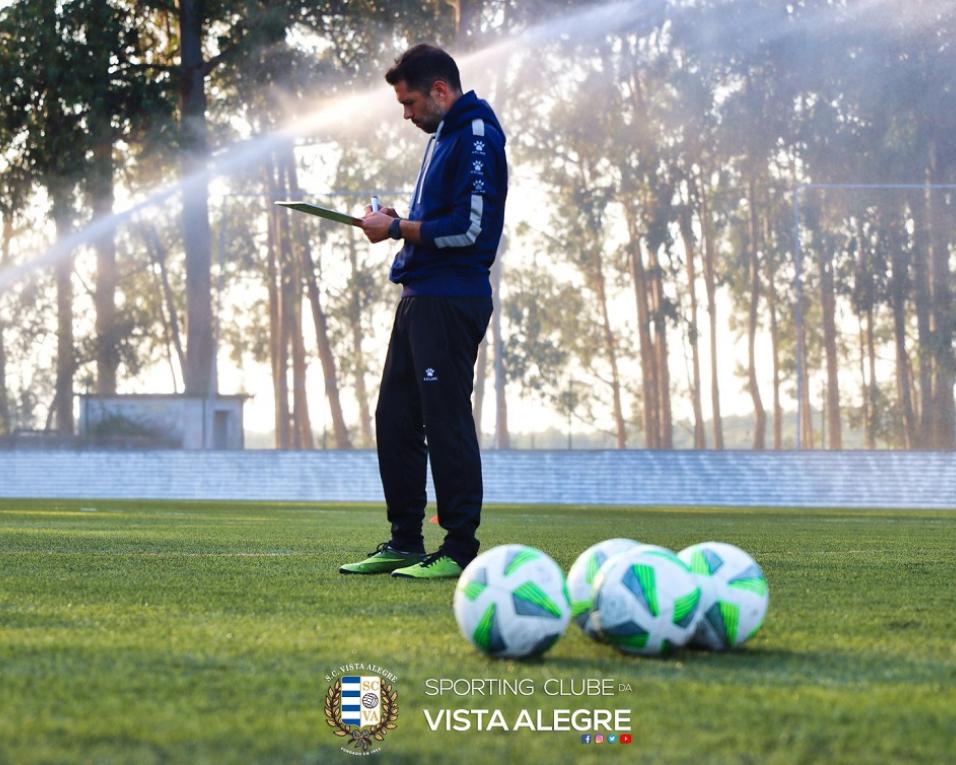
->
[274, 201, 363, 227]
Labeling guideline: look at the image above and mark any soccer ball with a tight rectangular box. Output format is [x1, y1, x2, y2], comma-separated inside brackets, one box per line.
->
[567, 538, 640, 639]
[678, 542, 769, 650]
[591, 548, 703, 655]
[454, 544, 571, 658]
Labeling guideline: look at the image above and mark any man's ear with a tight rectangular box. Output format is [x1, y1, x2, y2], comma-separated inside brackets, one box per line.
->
[431, 79, 451, 103]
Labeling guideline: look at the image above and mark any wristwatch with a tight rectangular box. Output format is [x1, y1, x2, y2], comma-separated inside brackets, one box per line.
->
[388, 217, 402, 240]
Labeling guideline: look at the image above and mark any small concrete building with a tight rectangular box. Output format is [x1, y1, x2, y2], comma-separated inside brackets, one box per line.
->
[78, 394, 249, 450]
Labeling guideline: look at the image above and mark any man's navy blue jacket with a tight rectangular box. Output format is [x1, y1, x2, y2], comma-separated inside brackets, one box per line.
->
[390, 90, 507, 296]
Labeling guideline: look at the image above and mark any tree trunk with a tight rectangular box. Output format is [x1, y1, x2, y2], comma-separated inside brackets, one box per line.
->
[88, 0, 118, 396]
[911, 195, 934, 447]
[648, 243, 671, 448]
[141, 223, 186, 389]
[346, 229, 373, 447]
[626, 217, 659, 449]
[889, 219, 916, 448]
[39, 2, 74, 435]
[856, 314, 869, 445]
[595, 247, 627, 448]
[0, 211, 11, 433]
[290, 256, 313, 449]
[799, 317, 814, 449]
[286, 156, 346, 449]
[620, 66, 661, 449]
[178, 0, 214, 396]
[276, 180, 298, 445]
[491, 255, 509, 449]
[678, 209, 705, 448]
[264, 186, 290, 449]
[281, 156, 313, 449]
[150, 251, 180, 392]
[855, 216, 877, 449]
[473, 337, 488, 444]
[278, 201, 295, 447]
[762, 207, 782, 450]
[766, 282, 782, 450]
[927, 147, 955, 448]
[817, 239, 842, 450]
[746, 180, 766, 450]
[449, 0, 480, 46]
[866, 301, 878, 449]
[698, 174, 724, 449]
[298, 228, 351, 450]
[0, 314, 6, 434]
[53, 201, 74, 435]
[92, 144, 118, 395]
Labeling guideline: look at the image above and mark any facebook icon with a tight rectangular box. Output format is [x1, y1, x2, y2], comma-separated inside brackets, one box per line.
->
[581, 734, 592, 744]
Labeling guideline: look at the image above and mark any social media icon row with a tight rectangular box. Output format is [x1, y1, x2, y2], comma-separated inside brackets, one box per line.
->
[581, 733, 633, 744]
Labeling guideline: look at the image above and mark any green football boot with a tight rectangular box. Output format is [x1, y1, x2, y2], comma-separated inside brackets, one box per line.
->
[339, 542, 425, 575]
[390, 552, 463, 580]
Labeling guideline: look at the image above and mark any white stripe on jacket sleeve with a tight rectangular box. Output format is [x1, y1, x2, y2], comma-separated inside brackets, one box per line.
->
[434, 118, 487, 249]
[435, 194, 483, 249]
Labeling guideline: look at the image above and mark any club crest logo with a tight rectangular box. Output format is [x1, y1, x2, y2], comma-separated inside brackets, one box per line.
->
[325, 674, 399, 755]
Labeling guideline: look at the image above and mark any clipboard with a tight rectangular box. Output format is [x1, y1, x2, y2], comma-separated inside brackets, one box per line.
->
[274, 201, 363, 227]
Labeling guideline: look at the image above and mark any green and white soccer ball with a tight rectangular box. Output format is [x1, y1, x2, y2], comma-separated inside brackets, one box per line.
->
[454, 544, 571, 659]
[567, 538, 640, 639]
[678, 541, 769, 650]
[591, 548, 703, 655]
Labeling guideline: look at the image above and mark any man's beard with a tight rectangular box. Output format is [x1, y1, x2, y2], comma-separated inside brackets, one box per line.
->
[416, 99, 445, 133]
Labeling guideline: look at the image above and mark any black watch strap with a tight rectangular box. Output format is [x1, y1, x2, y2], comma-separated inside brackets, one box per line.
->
[388, 217, 402, 240]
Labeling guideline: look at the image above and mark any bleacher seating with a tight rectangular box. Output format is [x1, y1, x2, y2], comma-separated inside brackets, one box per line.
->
[0, 450, 953, 508]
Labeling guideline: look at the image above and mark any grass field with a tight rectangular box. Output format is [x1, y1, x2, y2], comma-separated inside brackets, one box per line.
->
[1, 499, 954, 765]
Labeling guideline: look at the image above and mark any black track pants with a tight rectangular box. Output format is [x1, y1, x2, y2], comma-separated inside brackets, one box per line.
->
[375, 295, 493, 566]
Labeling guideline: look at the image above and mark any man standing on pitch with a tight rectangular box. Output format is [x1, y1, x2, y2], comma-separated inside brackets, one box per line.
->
[339, 44, 507, 580]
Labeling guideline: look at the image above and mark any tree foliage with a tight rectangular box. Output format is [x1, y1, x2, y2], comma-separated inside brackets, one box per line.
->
[0, 0, 952, 449]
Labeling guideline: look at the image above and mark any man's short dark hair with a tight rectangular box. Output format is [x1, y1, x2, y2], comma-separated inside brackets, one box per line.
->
[385, 44, 462, 94]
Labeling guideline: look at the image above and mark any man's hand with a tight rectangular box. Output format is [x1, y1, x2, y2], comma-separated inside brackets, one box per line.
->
[361, 210, 395, 243]
[364, 204, 398, 218]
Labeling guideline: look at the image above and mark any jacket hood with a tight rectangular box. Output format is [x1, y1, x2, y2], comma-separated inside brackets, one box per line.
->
[440, 91, 505, 143]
